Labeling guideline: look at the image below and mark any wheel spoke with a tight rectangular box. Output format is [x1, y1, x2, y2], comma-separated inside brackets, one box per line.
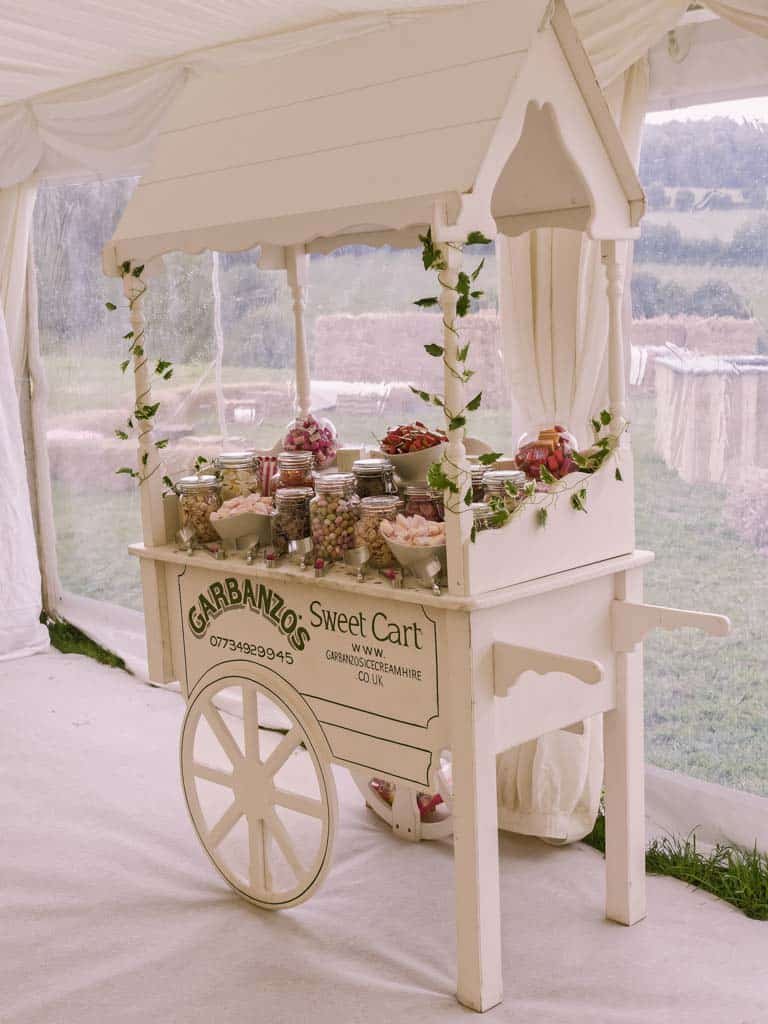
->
[267, 811, 305, 881]
[248, 815, 270, 894]
[202, 706, 243, 767]
[207, 800, 243, 849]
[262, 727, 301, 777]
[273, 787, 324, 819]
[193, 763, 234, 787]
[242, 685, 261, 762]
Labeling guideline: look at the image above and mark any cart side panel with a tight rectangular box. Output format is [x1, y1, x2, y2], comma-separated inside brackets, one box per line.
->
[471, 571, 618, 752]
[163, 560, 188, 696]
[171, 564, 450, 783]
[465, 449, 634, 595]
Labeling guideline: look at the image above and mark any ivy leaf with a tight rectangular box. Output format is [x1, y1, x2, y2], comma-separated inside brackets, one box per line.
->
[536, 507, 548, 528]
[456, 294, 470, 317]
[135, 402, 160, 421]
[424, 343, 444, 357]
[132, 264, 145, 278]
[133, 345, 144, 358]
[471, 257, 485, 282]
[414, 296, 439, 308]
[464, 486, 473, 507]
[470, 524, 477, 544]
[591, 418, 602, 434]
[126, 417, 134, 429]
[123, 331, 134, 340]
[470, 290, 483, 299]
[162, 475, 174, 490]
[539, 465, 556, 486]
[448, 414, 467, 432]
[116, 466, 138, 478]
[462, 368, 475, 382]
[105, 301, 117, 311]
[523, 481, 536, 499]
[163, 369, 173, 380]
[615, 466, 623, 482]
[457, 342, 470, 362]
[120, 359, 129, 373]
[114, 429, 128, 440]
[431, 394, 444, 408]
[478, 451, 502, 466]
[600, 409, 613, 426]
[456, 271, 471, 296]
[155, 359, 171, 374]
[155, 438, 169, 449]
[409, 385, 432, 404]
[571, 451, 588, 469]
[465, 391, 482, 412]
[120, 260, 131, 275]
[141, 451, 149, 466]
[466, 231, 492, 246]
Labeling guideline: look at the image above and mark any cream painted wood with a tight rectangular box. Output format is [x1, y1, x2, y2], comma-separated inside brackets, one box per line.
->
[446, 609, 503, 1013]
[181, 672, 338, 909]
[285, 245, 311, 420]
[602, 239, 628, 428]
[351, 766, 454, 842]
[436, 213, 472, 598]
[493, 643, 603, 695]
[603, 567, 646, 927]
[612, 601, 731, 653]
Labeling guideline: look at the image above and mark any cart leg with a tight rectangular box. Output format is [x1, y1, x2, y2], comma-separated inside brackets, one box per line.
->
[450, 624, 503, 1011]
[604, 567, 647, 926]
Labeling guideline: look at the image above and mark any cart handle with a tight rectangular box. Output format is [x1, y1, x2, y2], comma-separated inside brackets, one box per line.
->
[493, 643, 603, 698]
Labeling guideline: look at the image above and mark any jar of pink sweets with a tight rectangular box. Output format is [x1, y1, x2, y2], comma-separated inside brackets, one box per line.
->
[283, 413, 338, 470]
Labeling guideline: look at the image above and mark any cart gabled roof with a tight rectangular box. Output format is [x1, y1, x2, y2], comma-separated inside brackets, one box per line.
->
[104, 0, 644, 273]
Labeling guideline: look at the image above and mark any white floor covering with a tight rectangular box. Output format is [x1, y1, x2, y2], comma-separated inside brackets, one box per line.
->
[2, 650, 767, 1024]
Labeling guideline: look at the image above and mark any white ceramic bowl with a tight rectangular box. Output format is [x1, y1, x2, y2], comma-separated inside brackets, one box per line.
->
[385, 537, 446, 584]
[212, 510, 273, 545]
[385, 443, 446, 484]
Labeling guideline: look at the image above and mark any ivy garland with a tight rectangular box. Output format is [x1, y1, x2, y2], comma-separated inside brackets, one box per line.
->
[411, 230, 626, 539]
[106, 260, 174, 488]
[410, 229, 503, 524]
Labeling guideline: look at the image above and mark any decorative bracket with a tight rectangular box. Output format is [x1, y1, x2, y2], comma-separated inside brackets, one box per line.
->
[611, 601, 731, 653]
[493, 643, 603, 698]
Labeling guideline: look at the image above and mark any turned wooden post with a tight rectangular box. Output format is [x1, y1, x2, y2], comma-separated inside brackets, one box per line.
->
[285, 244, 312, 420]
[602, 239, 627, 431]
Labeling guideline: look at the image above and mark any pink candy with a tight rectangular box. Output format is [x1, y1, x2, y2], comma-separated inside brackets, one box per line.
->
[283, 414, 338, 469]
[211, 494, 273, 521]
[380, 513, 445, 547]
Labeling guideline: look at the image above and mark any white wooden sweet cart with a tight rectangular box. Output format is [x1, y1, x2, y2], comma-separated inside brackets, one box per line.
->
[104, 0, 730, 1012]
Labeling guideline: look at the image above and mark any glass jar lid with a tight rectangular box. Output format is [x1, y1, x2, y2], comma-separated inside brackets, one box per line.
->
[277, 450, 314, 468]
[176, 474, 221, 493]
[403, 482, 442, 498]
[471, 501, 494, 525]
[352, 458, 393, 477]
[470, 464, 486, 485]
[275, 486, 313, 505]
[483, 470, 527, 495]
[214, 450, 259, 469]
[315, 472, 355, 494]
[360, 496, 399, 517]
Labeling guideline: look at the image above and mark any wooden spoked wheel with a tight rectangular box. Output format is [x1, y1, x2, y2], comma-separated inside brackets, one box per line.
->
[181, 676, 337, 909]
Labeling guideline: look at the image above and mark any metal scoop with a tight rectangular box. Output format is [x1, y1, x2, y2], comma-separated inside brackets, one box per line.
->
[344, 545, 370, 582]
[288, 536, 314, 570]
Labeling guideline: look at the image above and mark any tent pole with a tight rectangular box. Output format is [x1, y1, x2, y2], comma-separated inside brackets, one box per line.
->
[602, 239, 627, 430]
[286, 245, 311, 420]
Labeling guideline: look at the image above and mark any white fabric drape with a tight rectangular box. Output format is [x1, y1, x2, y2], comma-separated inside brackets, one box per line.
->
[0, 10, 431, 188]
[494, 58, 649, 843]
[705, 1, 768, 37]
[0, 182, 49, 660]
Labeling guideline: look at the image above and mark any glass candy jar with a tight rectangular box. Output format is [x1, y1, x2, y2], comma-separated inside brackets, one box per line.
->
[176, 475, 222, 543]
[273, 487, 313, 554]
[270, 451, 314, 495]
[283, 413, 338, 470]
[352, 458, 395, 499]
[310, 474, 360, 563]
[403, 483, 444, 522]
[515, 424, 577, 481]
[482, 470, 527, 509]
[355, 496, 398, 569]
[214, 451, 261, 501]
[471, 501, 495, 533]
[470, 464, 486, 503]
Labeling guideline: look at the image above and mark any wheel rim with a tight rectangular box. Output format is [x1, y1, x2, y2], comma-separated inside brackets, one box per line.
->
[181, 677, 336, 908]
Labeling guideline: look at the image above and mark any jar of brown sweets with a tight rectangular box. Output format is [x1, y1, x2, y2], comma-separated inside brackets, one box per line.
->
[352, 458, 395, 499]
[269, 451, 314, 495]
[403, 483, 444, 522]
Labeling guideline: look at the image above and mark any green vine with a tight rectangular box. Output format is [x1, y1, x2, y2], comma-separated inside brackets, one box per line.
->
[410, 228, 501, 519]
[106, 260, 173, 486]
